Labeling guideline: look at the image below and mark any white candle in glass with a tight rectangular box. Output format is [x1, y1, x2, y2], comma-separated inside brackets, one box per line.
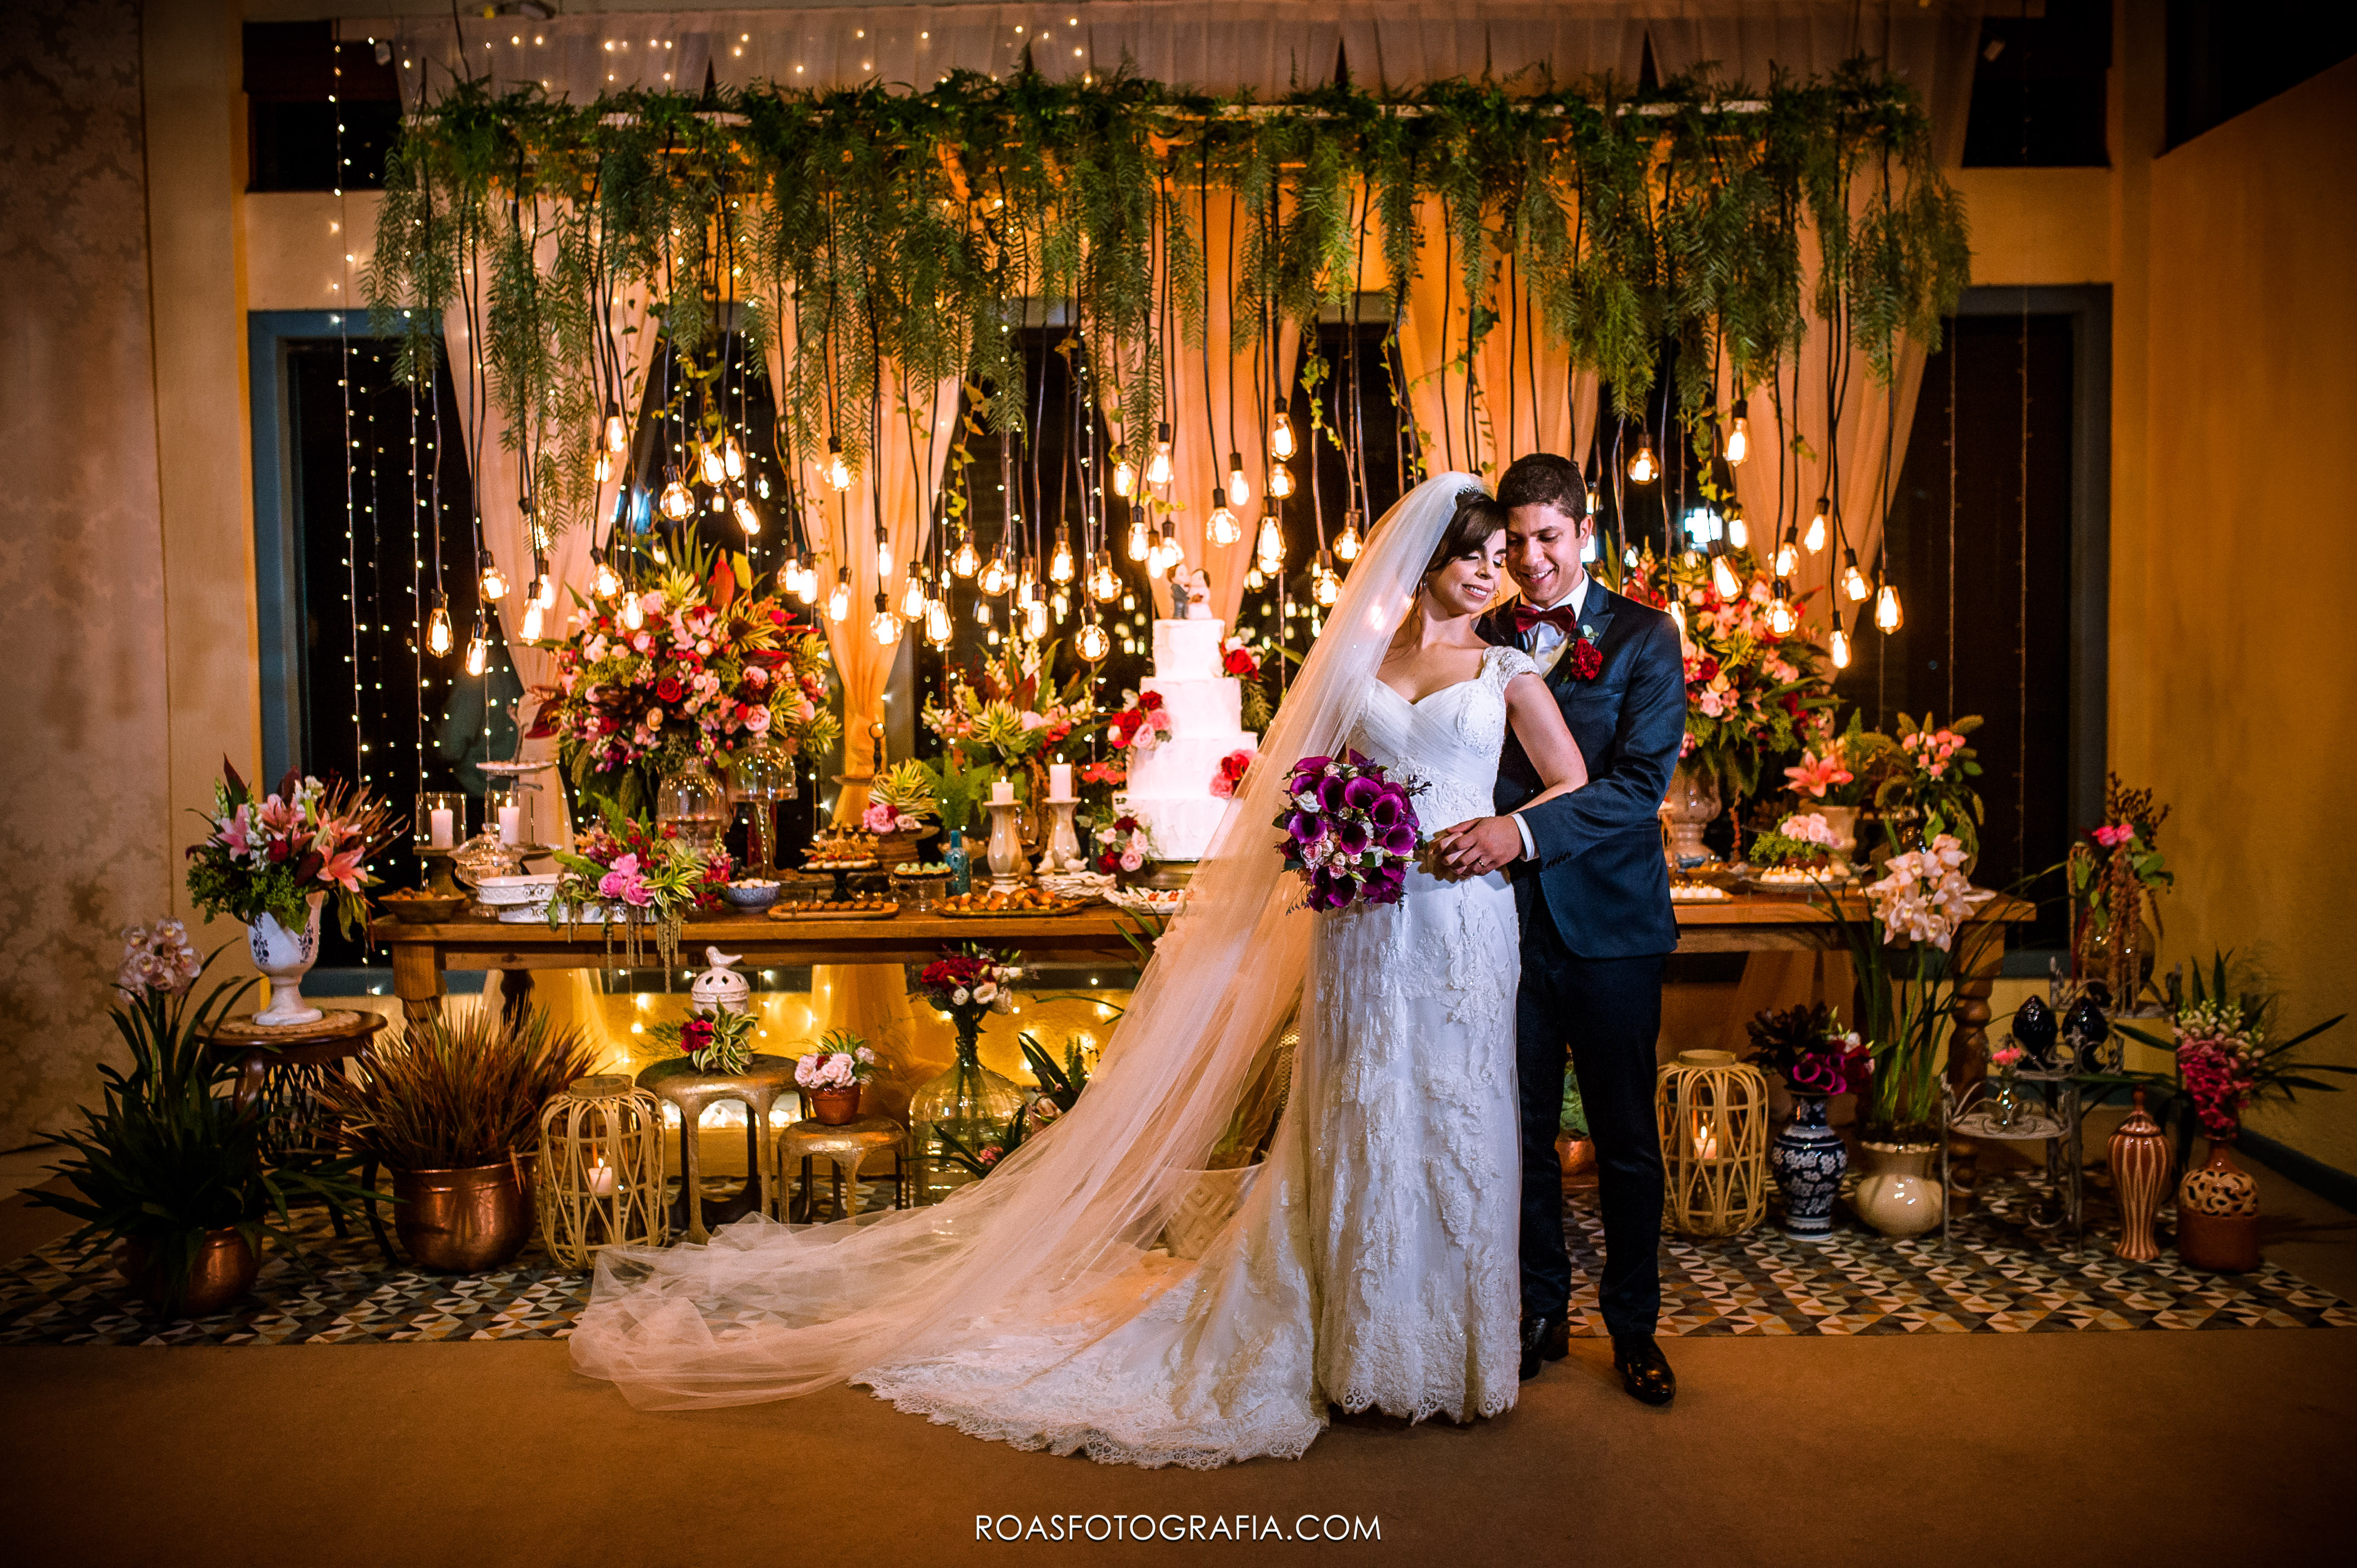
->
[588, 1156, 617, 1198]
[429, 808, 455, 848]
[991, 778, 1016, 805]
[1049, 762, 1074, 799]
[498, 804, 523, 845]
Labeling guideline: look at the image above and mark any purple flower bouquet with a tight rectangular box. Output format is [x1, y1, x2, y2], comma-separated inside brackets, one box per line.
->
[1275, 750, 1424, 912]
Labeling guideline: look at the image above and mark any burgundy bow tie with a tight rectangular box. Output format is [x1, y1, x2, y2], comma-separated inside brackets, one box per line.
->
[1512, 603, 1578, 637]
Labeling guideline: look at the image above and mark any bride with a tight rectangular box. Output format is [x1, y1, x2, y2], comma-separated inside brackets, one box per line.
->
[572, 475, 1590, 1467]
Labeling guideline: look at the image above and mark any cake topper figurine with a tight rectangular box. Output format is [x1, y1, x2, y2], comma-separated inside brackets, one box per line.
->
[1175, 566, 1212, 618]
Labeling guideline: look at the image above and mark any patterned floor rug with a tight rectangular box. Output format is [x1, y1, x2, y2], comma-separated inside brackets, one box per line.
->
[2, 1178, 2348, 1347]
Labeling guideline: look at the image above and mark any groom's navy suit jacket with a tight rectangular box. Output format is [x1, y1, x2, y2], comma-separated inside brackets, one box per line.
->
[1479, 581, 1685, 959]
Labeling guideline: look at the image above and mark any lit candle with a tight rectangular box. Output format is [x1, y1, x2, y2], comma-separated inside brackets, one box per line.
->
[991, 778, 1016, 806]
[588, 1156, 617, 1197]
[498, 804, 523, 845]
[1049, 762, 1074, 799]
[1693, 1121, 1720, 1162]
[429, 807, 455, 848]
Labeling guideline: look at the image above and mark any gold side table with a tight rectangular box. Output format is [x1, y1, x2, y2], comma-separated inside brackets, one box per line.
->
[635, 1053, 795, 1243]
[775, 1115, 908, 1222]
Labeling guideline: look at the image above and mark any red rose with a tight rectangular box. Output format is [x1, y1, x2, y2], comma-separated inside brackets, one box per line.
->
[678, 1016, 714, 1057]
[1565, 637, 1604, 682]
[656, 675, 685, 703]
[1695, 655, 1721, 683]
[1222, 648, 1258, 675]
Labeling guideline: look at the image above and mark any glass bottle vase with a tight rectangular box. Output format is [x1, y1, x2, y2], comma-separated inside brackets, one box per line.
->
[908, 1024, 1022, 1206]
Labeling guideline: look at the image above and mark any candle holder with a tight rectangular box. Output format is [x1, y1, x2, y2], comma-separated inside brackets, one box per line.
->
[985, 799, 1028, 890]
[535, 1074, 667, 1269]
[1654, 1049, 1769, 1237]
[414, 791, 466, 853]
[1036, 797, 1085, 875]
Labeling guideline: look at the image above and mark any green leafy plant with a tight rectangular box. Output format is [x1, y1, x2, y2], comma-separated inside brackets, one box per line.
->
[919, 749, 999, 835]
[651, 1007, 760, 1076]
[313, 1005, 597, 1171]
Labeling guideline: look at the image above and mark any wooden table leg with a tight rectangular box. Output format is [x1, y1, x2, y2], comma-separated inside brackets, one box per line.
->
[390, 939, 445, 1030]
[1946, 918, 2005, 1213]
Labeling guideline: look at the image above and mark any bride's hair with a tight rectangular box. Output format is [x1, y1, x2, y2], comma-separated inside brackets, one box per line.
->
[1423, 489, 1507, 578]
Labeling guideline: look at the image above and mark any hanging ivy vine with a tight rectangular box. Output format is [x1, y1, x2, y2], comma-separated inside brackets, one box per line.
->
[367, 58, 1968, 539]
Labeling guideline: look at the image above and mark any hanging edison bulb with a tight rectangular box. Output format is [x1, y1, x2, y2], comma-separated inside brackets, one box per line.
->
[1773, 532, 1800, 578]
[973, 596, 992, 627]
[1724, 398, 1750, 465]
[899, 564, 928, 622]
[869, 591, 901, 647]
[1313, 551, 1340, 607]
[951, 530, 980, 578]
[1075, 613, 1110, 662]
[1586, 476, 1603, 519]
[826, 568, 852, 623]
[872, 525, 892, 580]
[1025, 598, 1049, 639]
[1627, 433, 1659, 484]
[594, 450, 614, 485]
[1090, 550, 1120, 603]
[734, 497, 761, 536]
[1336, 511, 1363, 562]
[1267, 462, 1295, 500]
[591, 550, 621, 598]
[1725, 506, 1749, 551]
[1049, 527, 1075, 583]
[1269, 406, 1296, 460]
[698, 442, 727, 486]
[1113, 457, 1135, 497]
[426, 592, 455, 655]
[464, 627, 489, 676]
[1245, 565, 1266, 590]
[924, 597, 953, 647]
[1227, 452, 1251, 507]
[1875, 582, 1903, 632]
[1208, 505, 1241, 547]
[477, 549, 508, 601]
[1256, 515, 1284, 564]
[1146, 421, 1174, 486]
[1051, 588, 1070, 620]
[1768, 593, 1797, 636]
[1710, 554, 1741, 600]
[649, 537, 668, 565]
[1829, 623, 1853, 670]
[1016, 568, 1039, 610]
[1125, 516, 1150, 561]
[620, 591, 646, 631]
[520, 596, 546, 640]
[825, 438, 852, 492]
[658, 472, 693, 522]
[1842, 549, 1871, 603]
[1805, 499, 1829, 554]
[603, 403, 628, 453]
[722, 439, 745, 481]
[1153, 523, 1182, 577]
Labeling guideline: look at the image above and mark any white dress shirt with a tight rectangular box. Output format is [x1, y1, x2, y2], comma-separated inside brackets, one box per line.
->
[1508, 573, 1591, 860]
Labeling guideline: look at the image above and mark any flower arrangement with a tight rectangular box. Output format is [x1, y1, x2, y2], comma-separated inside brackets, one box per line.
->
[1864, 835, 1991, 952]
[532, 550, 839, 817]
[1104, 688, 1173, 754]
[1622, 546, 1837, 797]
[185, 761, 399, 939]
[1220, 637, 1261, 678]
[794, 1028, 879, 1093]
[923, 639, 1093, 773]
[117, 917, 205, 997]
[642, 1003, 756, 1076]
[1749, 811, 1843, 870]
[1783, 713, 1891, 807]
[862, 760, 938, 837]
[2109, 951, 2351, 1146]
[1275, 751, 1424, 912]
[1209, 750, 1253, 800]
[548, 801, 730, 967]
[1744, 1003, 1871, 1098]
[1874, 712, 1985, 859]
[1093, 813, 1157, 880]
[2068, 774, 2173, 1000]
[918, 945, 1025, 1046]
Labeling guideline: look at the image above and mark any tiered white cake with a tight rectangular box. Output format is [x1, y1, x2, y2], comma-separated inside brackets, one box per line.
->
[1119, 618, 1259, 861]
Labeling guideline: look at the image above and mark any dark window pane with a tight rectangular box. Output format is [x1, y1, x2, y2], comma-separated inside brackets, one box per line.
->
[2167, 0, 2357, 150]
[1962, 0, 2111, 168]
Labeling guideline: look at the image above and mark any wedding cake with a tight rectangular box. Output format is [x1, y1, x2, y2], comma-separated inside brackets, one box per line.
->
[1119, 616, 1258, 861]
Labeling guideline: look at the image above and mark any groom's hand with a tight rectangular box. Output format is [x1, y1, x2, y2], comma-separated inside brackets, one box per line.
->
[1433, 816, 1524, 878]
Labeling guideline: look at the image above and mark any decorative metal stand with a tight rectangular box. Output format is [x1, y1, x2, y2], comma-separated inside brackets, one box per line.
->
[1942, 1065, 2085, 1251]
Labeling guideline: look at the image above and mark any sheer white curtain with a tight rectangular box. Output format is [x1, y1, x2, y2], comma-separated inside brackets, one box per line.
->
[1336, 0, 1645, 87]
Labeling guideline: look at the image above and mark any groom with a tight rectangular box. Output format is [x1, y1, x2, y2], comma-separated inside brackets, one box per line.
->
[1432, 453, 1686, 1407]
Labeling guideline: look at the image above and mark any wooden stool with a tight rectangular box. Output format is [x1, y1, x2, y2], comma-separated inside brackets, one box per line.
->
[206, 1010, 391, 1257]
[774, 1116, 908, 1222]
[635, 1053, 795, 1243]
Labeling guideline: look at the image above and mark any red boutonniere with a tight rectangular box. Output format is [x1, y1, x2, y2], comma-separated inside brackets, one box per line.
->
[1563, 634, 1604, 682]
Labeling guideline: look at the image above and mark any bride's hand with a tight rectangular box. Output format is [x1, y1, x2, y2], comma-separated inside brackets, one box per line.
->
[1432, 816, 1523, 878]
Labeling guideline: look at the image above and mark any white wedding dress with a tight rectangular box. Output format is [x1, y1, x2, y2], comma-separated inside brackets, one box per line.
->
[569, 472, 1526, 1470]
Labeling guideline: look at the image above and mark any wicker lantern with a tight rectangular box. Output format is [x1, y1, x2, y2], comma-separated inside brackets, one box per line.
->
[536, 1074, 667, 1268]
[1655, 1049, 1769, 1237]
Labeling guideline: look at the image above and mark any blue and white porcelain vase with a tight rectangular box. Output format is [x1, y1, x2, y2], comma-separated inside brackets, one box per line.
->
[1772, 1094, 1847, 1239]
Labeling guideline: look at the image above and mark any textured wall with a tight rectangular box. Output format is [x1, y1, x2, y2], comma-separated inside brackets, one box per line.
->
[0, 0, 174, 1147]
[2129, 58, 2357, 1171]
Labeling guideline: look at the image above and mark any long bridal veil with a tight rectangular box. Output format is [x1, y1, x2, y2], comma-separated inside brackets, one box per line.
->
[571, 472, 1488, 1411]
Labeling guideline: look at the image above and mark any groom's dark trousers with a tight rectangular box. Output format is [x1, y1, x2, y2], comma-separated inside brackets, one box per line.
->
[1482, 582, 1687, 1339]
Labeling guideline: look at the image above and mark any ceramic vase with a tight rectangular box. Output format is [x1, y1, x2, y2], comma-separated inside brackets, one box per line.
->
[1812, 803, 1860, 864]
[1852, 1141, 1944, 1237]
[985, 800, 1026, 887]
[2106, 1088, 2174, 1263]
[1771, 1094, 1848, 1239]
[2176, 1138, 2262, 1273]
[248, 892, 326, 1027]
[1662, 762, 1721, 867]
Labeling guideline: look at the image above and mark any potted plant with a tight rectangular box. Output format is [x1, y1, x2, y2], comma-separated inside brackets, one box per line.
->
[920, 748, 997, 895]
[1782, 713, 1892, 861]
[32, 921, 369, 1315]
[1744, 1003, 1871, 1238]
[2068, 775, 2173, 1007]
[314, 1005, 595, 1273]
[2105, 952, 2350, 1271]
[184, 760, 397, 1026]
[791, 1029, 880, 1124]
[649, 1004, 759, 1077]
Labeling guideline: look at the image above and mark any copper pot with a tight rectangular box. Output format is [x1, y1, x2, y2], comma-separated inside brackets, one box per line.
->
[393, 1157, 535, 1273]
[119, 1227, 259, 1317]
[809, 1087, 862, 1126]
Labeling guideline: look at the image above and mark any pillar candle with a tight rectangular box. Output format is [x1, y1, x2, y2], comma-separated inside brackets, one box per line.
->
[498, 805, 523, 845]
[1049, 762, 1073, 799]
[429, 808, 455, 848]
[991, 778, 1016, 806]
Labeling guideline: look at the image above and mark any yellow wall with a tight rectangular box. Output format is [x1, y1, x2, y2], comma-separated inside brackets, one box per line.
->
[2123, 58, 2357, 1169]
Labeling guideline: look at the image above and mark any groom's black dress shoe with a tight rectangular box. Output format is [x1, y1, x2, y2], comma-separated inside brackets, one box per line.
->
[1518, 1315, 1572, 1380]
[1612, 1334, 1676, 1407]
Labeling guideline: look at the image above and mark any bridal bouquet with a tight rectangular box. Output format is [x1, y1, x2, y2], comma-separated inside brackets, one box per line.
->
[185, 761, 400, 939]
[1275, 751, 1423, 912]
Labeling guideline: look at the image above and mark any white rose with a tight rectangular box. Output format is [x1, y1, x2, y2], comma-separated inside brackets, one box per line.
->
[951, 987, 970, 1005]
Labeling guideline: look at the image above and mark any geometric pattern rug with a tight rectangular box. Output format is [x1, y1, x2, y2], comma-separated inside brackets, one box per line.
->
[2, 1177, 2348, 1348]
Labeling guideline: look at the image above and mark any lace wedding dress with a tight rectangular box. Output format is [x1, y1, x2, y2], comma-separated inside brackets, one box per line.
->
[569, 472, 1523, 1471]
